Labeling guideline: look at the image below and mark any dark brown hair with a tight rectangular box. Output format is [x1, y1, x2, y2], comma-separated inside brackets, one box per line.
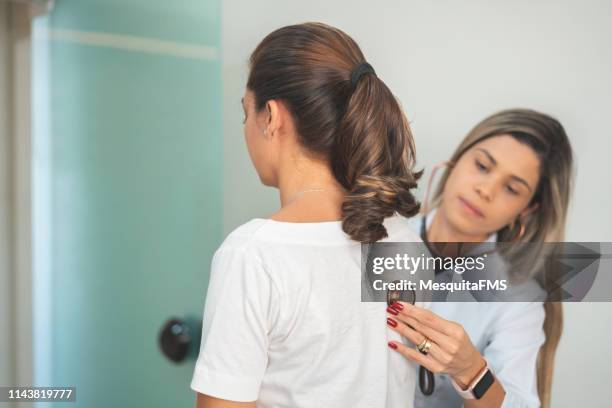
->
[247, 22, 421, 242]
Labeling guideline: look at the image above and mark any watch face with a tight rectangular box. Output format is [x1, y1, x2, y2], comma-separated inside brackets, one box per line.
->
[473, 369, 495, 399]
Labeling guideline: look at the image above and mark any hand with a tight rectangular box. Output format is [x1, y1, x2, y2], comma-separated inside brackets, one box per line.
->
[386, 301, 485, 389]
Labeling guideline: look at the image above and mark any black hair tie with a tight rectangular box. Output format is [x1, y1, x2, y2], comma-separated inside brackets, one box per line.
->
[350, 62, 376, 88]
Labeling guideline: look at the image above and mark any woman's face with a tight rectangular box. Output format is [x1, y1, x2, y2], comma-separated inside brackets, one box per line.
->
[241, 89, 277, 186]
[440, 134, 541, 239]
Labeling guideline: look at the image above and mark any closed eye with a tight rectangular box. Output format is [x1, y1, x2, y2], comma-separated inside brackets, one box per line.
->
[475, 159, 488, 172]
[506, 185, 519, 195]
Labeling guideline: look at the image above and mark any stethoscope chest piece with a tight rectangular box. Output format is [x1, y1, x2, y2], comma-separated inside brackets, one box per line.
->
[386, 280, 416, 307]
[386, 280, 435, 396]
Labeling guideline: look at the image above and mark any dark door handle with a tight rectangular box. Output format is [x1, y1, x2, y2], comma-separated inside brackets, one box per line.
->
[158, 317, 201, 363]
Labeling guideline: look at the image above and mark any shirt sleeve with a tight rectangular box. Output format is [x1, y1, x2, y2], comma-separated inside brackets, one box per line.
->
[483, 302, 546, 408]
[190, 245, 278, 402]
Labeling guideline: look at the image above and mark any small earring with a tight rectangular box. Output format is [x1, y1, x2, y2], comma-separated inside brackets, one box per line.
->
[509, 217, 526, 242]
[262, 128, 267, 136]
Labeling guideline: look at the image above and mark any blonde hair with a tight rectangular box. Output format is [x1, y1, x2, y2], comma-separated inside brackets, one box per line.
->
[429, 109, 573, 408]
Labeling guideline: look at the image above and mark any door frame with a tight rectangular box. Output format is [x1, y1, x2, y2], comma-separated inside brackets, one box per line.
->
[0, 1, 53, 402]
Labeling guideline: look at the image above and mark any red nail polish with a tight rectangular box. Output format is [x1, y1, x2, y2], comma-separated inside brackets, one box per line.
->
[387, 317, 398, 327]
[388, 342, 398, 350]
[391, 302, 404, 311]
[386, 306, 399, 316]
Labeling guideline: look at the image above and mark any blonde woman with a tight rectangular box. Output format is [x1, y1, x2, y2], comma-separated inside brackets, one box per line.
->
[387, 109, 572, 407]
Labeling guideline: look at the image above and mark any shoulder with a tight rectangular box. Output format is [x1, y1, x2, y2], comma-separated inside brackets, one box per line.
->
[210, 219, 273, 275]
[207, 220, 281, 294]
[218, 218, 269, 249]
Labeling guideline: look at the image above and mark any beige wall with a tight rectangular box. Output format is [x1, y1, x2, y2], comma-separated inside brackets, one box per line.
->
[0, 1, 15, 388]
[0, 3, 35, 394]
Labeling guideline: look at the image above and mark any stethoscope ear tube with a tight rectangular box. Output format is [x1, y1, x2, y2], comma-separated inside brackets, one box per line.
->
[419, 366, 435, 395]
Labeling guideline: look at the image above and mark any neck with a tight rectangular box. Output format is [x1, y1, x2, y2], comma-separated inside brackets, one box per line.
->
[428, 207, 489, 243]
[269, 153, 346, 223]
[277, 155, 345, 207]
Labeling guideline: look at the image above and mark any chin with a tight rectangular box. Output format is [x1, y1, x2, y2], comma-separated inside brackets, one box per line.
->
[446, 207, 482, 238]
[257, 172, 276, 187]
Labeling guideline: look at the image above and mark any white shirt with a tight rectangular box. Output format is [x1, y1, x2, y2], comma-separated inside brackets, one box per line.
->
[408, 213, 546, 408]
[191, 214, 424, 407]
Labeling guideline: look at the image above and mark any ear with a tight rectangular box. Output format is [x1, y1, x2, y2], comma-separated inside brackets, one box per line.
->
[265, 99, 282, 137]
[520, 202, 540, 219]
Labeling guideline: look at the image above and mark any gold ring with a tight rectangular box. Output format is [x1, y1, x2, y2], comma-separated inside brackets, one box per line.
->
[417, 337, 432, 355]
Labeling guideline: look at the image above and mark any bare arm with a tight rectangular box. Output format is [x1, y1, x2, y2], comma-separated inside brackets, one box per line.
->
[195, 393, 256, 408]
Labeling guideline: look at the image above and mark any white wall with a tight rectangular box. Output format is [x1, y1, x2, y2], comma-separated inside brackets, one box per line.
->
[221, 1, 612, 406]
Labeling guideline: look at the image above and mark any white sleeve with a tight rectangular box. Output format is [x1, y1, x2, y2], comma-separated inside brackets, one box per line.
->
[190, 246, 278, 402]
[483, 302, 546, 408]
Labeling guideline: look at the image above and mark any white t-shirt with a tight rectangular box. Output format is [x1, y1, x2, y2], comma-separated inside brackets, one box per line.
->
[191, 214, 423, 407]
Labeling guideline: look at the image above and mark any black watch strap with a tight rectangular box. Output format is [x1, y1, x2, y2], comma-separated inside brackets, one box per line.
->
[472, 368, 495, 399]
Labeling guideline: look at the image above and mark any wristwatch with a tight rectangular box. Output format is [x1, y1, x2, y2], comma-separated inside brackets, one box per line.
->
[451, 360, 495, 400]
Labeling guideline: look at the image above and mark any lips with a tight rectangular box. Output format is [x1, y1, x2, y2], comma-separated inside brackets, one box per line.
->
[458, 196, 485, 218]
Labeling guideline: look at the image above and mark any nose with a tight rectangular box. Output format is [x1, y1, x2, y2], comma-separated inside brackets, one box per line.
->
[475, 179, 495, 202]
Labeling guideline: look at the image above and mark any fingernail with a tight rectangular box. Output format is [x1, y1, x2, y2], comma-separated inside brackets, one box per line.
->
[386, 306, 399, 316]
[387, 317, 398, 327]
[391, 302, 404, 311]
[388, 342, 398, 350]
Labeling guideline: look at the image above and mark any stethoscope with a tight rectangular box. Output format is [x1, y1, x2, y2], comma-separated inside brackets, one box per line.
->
[382, 216, 438, 396]
[382, 163, 445, 396]
[385, 216, 495, 396]
[384, 162, 499, 396]
[413, 216, 448, 396]
[408, 215, 501, 396]
[385, 269, 435, 396]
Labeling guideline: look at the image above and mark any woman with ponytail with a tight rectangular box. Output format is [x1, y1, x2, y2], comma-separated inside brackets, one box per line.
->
[190, 22, 424, 407]
[387, 109, 572, 407]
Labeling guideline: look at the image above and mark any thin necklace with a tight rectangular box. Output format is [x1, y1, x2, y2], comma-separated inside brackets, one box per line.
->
[283, 188, 343, 207]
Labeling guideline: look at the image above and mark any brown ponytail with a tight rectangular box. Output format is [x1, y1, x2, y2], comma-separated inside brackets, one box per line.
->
[248, 22, 421, 243]
[335, 71, 421, 242]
